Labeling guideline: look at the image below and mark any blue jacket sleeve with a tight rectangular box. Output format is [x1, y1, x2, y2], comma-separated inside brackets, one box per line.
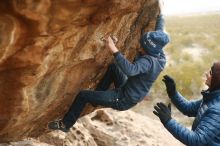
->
[159, 49, 166, 60]
[141, 15, 165, 35]
[114, 52, 152, 77]
[171, 92, 202, 117]
[165, 107, 220, 146]
[155, 15, 165, 31]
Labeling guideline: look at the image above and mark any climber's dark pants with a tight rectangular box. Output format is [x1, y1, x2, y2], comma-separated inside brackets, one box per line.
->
[62, 63, 137, 128]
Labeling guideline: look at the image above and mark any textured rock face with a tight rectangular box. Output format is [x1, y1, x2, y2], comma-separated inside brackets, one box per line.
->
[0, 0, 159, 141]
[1, 109, 184, 146]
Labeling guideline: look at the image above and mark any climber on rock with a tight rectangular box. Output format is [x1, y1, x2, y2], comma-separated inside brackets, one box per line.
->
[153, 62, 220, 145]
[48, 0, 170, 132]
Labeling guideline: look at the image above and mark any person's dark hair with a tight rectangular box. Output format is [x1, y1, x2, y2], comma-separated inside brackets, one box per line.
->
[210, 62, 220, 91]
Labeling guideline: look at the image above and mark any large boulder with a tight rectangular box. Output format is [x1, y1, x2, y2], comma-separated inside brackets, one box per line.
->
[0, 0, 159, 141]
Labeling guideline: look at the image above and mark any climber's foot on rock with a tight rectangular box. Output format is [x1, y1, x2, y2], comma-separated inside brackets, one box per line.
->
[48, 119, 70, 132]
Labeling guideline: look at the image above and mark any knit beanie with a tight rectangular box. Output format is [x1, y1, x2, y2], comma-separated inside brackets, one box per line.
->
[140, 31, 170, 56]
[210, 62, 220, 91]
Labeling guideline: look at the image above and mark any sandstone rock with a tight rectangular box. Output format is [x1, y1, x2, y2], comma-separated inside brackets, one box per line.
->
[38, 123, 97, 146]
[0, 109, 184, 146]
[80, 109, 184, 146]
[0, 0, 159, 141]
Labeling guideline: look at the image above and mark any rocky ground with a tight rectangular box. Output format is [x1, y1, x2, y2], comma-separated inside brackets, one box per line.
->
[1, 108, 184, 146]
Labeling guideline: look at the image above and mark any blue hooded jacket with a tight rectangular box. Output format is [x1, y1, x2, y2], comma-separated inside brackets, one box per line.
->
[165, 90, 220, 146]
[113, 15, 167, 103]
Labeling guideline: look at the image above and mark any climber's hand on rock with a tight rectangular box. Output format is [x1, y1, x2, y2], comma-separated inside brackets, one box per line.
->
[105, 36, 119, 54]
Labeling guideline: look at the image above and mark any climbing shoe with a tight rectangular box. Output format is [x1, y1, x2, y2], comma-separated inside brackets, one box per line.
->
[48, 119, 70, 132]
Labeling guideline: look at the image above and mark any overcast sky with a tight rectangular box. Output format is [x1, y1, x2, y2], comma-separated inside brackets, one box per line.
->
[163, 0, 220, 15]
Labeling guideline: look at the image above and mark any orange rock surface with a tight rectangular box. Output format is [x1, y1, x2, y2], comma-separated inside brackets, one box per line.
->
[0, 0, 159, 141]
